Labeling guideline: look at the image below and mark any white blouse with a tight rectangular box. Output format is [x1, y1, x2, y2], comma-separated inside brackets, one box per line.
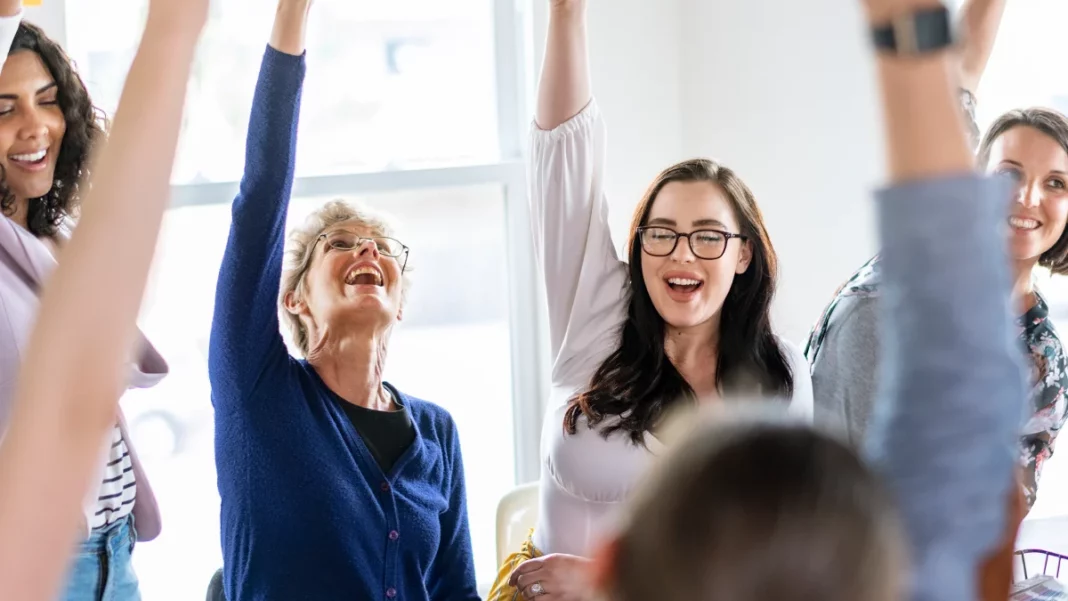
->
[528, 99, 814, 557]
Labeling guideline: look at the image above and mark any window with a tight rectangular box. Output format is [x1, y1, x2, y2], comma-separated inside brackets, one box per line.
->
[65, 0, 503, 182]
[63, 0, 540, 597]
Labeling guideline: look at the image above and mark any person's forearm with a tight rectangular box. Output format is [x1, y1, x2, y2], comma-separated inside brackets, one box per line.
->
[879, 58, 974, 181]
[536, 0, 591, 130]
[867, 0, 975, 182]
[957, 0, 1006, 93]
[270, 0, 312, 56]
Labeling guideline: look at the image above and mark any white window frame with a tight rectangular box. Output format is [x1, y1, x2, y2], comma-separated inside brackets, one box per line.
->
[54, 0, 548, 485]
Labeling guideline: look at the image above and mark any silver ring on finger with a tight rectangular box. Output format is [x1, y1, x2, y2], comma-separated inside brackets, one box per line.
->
[530, 581, 545, 596]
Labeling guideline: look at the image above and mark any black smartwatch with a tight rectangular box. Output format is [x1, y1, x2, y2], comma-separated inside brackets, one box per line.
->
[871, 5, 956, 55]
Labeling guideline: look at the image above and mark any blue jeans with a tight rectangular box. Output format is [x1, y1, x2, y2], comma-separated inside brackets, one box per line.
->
[61, 515, 141, 601]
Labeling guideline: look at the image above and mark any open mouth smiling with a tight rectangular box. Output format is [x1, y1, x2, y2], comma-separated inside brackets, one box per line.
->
[344, 264, 384, 287]
[666, 275, 704, 293]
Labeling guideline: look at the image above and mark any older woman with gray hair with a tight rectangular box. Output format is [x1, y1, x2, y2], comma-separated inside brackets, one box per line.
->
[207, 1, 478, 600]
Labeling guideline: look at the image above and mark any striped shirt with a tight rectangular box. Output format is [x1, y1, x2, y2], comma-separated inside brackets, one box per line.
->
[91, 425, 136, 530]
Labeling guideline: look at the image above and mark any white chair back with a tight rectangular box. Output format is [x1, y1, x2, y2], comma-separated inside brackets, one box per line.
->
[495, 481, 539, 567]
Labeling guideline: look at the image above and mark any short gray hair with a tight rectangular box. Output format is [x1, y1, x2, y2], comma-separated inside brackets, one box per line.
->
[279, 199, 413, 356]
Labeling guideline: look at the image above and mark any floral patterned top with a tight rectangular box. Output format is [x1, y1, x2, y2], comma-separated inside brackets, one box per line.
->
[805, 255, 1068, 510]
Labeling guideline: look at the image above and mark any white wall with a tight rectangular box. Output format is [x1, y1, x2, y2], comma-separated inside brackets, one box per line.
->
[531, 0, 883, 344]
[677, 0, 883, 342]
[22, 2, 65, 45]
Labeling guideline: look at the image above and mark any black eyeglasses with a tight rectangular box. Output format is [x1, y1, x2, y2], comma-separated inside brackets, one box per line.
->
[315, 230, 410, 272]
[636, 226, 746, 260]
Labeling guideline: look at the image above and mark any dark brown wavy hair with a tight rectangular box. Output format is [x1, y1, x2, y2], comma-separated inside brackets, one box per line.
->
[0, 22, 106, 238]
[564, 158, 794, 444]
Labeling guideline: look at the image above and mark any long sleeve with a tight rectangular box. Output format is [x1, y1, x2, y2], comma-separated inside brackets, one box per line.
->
[429, 421, 479, 601]
[208, 46, 304, 407]
[529, 100, 628, 390]
[865, 174, 1026, 601]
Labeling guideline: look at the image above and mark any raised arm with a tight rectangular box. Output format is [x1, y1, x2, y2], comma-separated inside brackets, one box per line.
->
[956, 0, 1005, 95]
[536, 0, 591, 130]
[0, 0, 206, 598]
[208, 0, 310, 404]
[531, 0, 627, 388]
[863, 2, 1027, 601]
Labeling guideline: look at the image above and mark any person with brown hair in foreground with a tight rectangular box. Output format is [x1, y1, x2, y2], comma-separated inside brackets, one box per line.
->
[596, 407, 907, 601]
[0, 0, 207, 598]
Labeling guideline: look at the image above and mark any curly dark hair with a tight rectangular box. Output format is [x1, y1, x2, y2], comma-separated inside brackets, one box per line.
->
[1, 22, 106, 238]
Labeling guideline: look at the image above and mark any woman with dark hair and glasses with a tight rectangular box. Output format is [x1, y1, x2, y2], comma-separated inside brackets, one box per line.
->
[487, 0, 811, 599]
[208, 1, 478, 599]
